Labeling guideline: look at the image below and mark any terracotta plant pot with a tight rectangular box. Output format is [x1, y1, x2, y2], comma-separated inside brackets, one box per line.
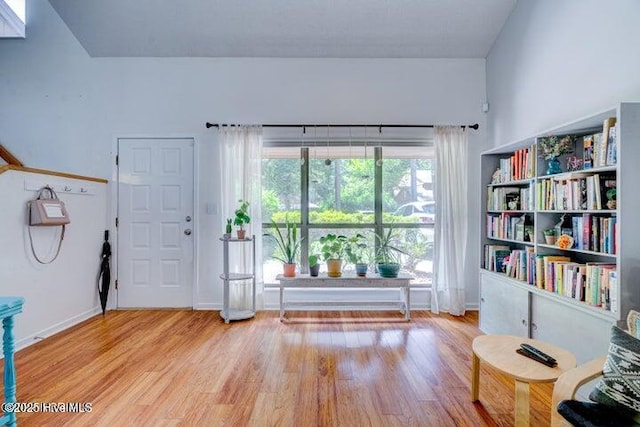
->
[283, 263, 296, 277]
[326, 259, 342, 277]
[237, 230, 246, 240]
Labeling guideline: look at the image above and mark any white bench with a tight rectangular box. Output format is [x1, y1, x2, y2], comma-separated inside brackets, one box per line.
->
[271, 273, 413, 321]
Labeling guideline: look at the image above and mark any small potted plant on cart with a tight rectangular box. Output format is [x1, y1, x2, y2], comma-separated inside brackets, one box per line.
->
[233, 199, 251, 239]
[223, 218, 233, 239]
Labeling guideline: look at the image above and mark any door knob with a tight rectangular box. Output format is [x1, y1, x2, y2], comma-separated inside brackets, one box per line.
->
[184, 229, 192, 235]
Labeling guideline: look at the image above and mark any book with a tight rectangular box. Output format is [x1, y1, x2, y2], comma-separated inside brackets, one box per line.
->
[583, 135, 594, 169]
[607, 125, 617, 166]
[600, 118, 617, 168]
[593, 174, 602, 210]
[582, 213, 592, 251]
[591, 217, 600, 252]
[576, 266, 587, 302]
[535, 255, 546, 289]
[494, 249, 511, 272]
[609, 270, 618, 313]
[572, 216, 581, 249]
[599, 173, 617, 211]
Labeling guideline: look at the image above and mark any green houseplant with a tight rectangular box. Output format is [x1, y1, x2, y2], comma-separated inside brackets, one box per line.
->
[319, 233, 348, 277]
[224, 218, 233, 239]
[233, 199, 251, 239]
[264, 219, 303, 277]
[344, 233, 369, 277]
[308, 254, 320, 277]
[375, 227, 407, 278]
[543, 229, 556, 245]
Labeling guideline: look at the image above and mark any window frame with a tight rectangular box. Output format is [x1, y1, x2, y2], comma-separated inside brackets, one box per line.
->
[262, 141, 434, 284]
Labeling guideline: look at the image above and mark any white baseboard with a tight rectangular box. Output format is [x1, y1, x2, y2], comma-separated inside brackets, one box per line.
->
[15, 306, 103, 352]
[194, 303, 222, 310]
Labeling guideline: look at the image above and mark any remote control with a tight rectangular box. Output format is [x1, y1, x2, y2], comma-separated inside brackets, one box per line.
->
[520, 343, 556, 363]
[516, 349, 558, 367]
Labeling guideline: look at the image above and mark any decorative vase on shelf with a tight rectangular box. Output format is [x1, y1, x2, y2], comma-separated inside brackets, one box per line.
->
[546, 157, 562, 175]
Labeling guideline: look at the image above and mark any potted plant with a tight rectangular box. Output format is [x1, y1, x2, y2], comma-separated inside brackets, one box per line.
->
[374, 227, 407, 278]
[345, 233, 369, 277]
[543, 229, 556, 245]
[224, 218, 233, 239]
[263, 219, 303, 277]
[308, 254, 320, 277]
[233, 199, 250, 239]
[319, 233, 348, 277]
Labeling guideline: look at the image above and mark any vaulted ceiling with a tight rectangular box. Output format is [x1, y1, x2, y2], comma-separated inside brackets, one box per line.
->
[48, 0, 516, 58]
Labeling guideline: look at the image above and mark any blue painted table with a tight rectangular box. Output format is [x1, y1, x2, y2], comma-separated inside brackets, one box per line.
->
[0, 297, 24, 427]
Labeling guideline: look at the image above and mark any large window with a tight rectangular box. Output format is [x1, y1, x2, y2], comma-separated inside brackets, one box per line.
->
[262, 141, 434, 285]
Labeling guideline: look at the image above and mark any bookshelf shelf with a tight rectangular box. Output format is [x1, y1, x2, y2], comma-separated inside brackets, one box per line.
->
[537, 209, 615, 214]
[487, 178, 534, 187]
[537, 165, 617, 180]
[487, 236, 535, 246]
[536, 243, 617, 258]
[487, 210, 534, 214]
[479, 103, 640, 363]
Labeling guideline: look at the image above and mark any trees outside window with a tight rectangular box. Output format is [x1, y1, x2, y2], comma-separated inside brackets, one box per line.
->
[262, 143, 434, 285]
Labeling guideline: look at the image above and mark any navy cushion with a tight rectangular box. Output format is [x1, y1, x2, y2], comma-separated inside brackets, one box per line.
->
[558, 400, 640, 427]
[590, 326, 640, 412]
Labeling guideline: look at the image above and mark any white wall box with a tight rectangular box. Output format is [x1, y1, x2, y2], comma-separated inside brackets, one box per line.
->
[479, 103, 640, 363]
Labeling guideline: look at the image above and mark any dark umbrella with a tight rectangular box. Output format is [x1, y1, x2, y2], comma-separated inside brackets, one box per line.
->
[98, 230, 111, 315]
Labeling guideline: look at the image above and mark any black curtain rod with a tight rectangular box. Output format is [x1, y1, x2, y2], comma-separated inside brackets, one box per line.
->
[205, 122, 479, 132]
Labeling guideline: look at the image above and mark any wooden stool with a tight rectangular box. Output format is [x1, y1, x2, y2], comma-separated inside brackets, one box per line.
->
[472, 335, 576, 426]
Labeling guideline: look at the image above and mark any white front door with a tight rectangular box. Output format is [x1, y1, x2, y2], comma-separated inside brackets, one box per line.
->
[117, 138, 195, 308]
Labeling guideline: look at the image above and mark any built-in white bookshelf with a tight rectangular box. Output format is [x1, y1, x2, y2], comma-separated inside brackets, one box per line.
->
[479, 103, 640, 363]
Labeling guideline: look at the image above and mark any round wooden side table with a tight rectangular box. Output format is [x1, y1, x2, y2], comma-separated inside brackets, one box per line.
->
[471, 334, 576, 426]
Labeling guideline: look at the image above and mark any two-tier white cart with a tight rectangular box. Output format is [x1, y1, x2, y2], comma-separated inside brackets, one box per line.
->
[220, 235, 256, 323]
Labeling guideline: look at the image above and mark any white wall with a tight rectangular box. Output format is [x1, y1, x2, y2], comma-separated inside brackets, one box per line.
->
[1, 0, 488, 322]
[486, 0, 640, 146]
[0, 170, 107, 349]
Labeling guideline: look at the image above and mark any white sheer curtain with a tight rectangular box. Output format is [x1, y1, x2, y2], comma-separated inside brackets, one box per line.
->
[219, 125, 263, 309]
[431, 126, 468, 316]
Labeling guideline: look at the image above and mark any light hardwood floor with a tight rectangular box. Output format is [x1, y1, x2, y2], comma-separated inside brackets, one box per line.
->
[3, 310, 554, 426]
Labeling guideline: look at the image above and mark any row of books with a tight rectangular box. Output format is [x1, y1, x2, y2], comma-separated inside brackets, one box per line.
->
[483, 244, 512, 272]
[584, 118, 617, 169]
[487, 184, 534, 211]
[536, 173, 616, 211]
[486, 213, 533, 242]
[483, 245, 537, 286]
[534, 256, 616, 311]
[564, 214, 617, 254]
[493, 144, 536, 183]
[505, 247, 536, 284]
[483, 244, 617, 312]
[487, 212, 616, 254]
